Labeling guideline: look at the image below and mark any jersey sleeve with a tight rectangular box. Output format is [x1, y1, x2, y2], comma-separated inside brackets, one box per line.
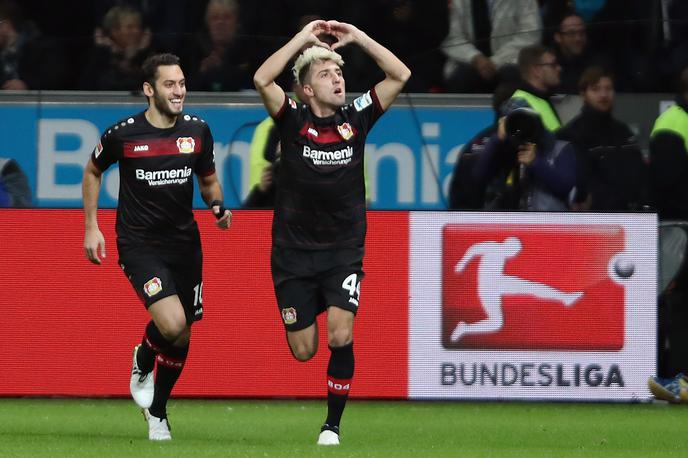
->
[90, 129, 121, 172]
[272, 93, 301, 135]
[194, 123, 216, 177]
[346, 88, 384, 134]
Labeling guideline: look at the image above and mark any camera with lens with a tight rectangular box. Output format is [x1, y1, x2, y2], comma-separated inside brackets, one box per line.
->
[504, 107, 543, 147]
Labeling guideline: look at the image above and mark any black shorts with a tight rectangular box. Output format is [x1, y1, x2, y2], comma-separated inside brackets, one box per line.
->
[118, 242, 203, 324]
[271, 245, 364, 331]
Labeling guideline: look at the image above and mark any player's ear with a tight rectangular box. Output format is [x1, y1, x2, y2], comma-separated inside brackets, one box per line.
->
[302, 83, 314, 97]
[142, 81, 154, 97]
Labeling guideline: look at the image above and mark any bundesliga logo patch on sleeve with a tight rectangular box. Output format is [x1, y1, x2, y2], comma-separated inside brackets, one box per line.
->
[353, 92, 372, 112]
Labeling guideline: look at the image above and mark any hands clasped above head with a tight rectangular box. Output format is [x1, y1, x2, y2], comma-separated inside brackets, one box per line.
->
[301, 20, 360, 51]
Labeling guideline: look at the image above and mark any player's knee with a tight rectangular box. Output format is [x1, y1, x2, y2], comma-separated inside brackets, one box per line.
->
[290, 342, 316, 362]
[157, 319, 186, 342]
[173, 326, 191, 346]
[328, 327, 352, 348]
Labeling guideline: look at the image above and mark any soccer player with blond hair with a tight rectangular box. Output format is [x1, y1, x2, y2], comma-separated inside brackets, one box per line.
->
[254, 20, 410, 445]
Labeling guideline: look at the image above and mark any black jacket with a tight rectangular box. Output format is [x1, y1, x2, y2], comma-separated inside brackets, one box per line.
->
[558, 105, 649, 211]
[448, 124, 496, 209]
[648, 99, 688, 219]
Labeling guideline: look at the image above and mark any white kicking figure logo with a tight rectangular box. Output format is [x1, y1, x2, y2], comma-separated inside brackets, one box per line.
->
[451, 236, 583, 343]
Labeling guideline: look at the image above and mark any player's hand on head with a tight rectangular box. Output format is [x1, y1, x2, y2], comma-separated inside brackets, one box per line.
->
[84, 228, 106, 265]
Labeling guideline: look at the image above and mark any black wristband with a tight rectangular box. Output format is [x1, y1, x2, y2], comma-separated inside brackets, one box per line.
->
[210, 199, 226, 220]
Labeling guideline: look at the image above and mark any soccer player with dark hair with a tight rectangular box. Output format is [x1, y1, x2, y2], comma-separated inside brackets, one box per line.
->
[253, 20, 410, 445]
[82, 53, 232, 441]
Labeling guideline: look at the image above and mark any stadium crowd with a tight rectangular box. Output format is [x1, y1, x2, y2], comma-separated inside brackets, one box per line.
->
[0, 0, 686, 93]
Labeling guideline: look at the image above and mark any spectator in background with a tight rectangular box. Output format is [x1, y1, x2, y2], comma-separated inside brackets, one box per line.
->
[79, 5, 155, 91]
[349, 0, 448, 92]
[540, 0, 611, 45]
[509, 44, 562, 133]
[653, 0, 688, 93]
[558, 66, 648, 211]
[243, 83, 309, 209]
[0, 0, 69, 90]
[91, 1, 206, 53]
[448, 82, 517, 209]
[540, 0, 655, 90]
[441, 0, 541, 93]
[551, 12, 608, 93]
[648, 67, 688, 221]
[0, 157, 31, 207]
[242, 138, 279, 208]
[471, 101, 576, 211]
[180, 0, 255, 92]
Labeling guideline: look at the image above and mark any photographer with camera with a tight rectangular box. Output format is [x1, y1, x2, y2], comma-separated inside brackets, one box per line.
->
[471, 100, 576, 211]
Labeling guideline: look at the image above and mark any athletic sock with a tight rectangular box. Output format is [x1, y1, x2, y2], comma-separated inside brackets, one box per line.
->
[137, 321, 166, 374]
[325, 342, 354, 429]
[149, 343, 189, 419]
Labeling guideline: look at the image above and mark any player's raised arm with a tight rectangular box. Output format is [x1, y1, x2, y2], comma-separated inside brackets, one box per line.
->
[82, 159, 106, 264]
[327, 20, 411, 111]
[253, 20, 332, 116]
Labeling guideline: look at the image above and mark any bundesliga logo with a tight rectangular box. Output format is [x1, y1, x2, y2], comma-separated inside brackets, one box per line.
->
[441, 224, 629, 351]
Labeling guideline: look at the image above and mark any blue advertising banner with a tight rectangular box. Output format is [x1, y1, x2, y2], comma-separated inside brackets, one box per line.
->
[0, 103, 492, 209]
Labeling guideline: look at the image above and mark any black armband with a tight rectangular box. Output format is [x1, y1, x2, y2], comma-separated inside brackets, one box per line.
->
[210, 199, 226, 220]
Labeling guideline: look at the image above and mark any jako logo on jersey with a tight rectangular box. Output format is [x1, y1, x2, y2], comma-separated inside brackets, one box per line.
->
[176, 137, 195, 153]
[337, 122, 354, 140]
[133, 144, 149, 152]
[353, 91, 372, 112]
[441, 224, 627, 351]
[282, 307, 297, 325]
[308, 127, 319, 137]
[94, 142, 103, 158]
[143, 277, 163, 297]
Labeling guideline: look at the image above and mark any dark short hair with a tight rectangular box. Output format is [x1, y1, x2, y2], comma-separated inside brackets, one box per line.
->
[142, 53, 181, 86]
[557, 11, 584, 32]
[578, 66, 614, 92]
[517, 45, 553, 78]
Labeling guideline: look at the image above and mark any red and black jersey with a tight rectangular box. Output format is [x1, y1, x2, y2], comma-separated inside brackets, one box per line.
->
[272, 88, 383, 249]
[91, 111, 215, 246]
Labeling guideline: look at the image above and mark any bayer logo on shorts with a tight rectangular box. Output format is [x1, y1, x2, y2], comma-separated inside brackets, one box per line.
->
[143, 277, 163, 297]
[282, 307, 297, 325]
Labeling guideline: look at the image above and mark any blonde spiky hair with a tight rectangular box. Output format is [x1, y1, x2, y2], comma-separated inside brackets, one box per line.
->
[292, 46, 345, 85]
